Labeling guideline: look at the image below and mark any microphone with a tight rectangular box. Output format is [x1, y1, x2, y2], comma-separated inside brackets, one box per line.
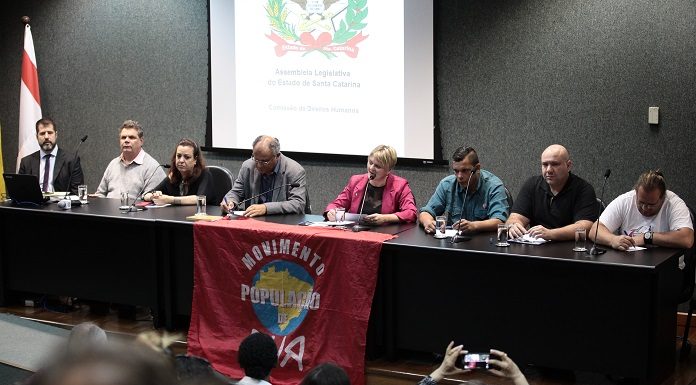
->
[121, 164, 169, 213]
[588, 169, 611, 255]
[352, 173, 375, 232]
[62, 134, 88, 203]
[450, 168, 477, 243]
[228, 182, 301, 213]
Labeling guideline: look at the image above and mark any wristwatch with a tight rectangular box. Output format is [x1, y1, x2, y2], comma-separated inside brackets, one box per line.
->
[644, 231, 653, 245]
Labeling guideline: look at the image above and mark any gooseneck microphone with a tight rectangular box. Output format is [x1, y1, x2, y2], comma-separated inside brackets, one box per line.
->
[228, 182, 301, 213]
[450, 168, 477, 244]
[59, 135, 88, 208]
[64, 135, 88, 196]
[588, 169, 611, 255]
[352, 173, 375, 232]
[121, 164, 170, 213]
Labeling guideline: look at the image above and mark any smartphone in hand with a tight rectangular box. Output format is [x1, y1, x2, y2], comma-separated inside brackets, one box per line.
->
[455, 352, 490, 370]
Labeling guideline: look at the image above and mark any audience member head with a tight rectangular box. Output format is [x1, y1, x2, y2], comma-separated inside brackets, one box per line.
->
[175, 354, 214, 380]
[169, 138, 206, 184]
[35, 117, 58, 152]
[451, 146, 481, 189]
[299, 363, 351, 385]
[32, 342, 176, 385]
[367, 145, 397, 183]
[251, 135, 281, 175]
[237, 332, 277, 380]
[633, 169, 667, 217]
[67, 322, 108, 355]
[540, 144, 572, 193]
[174, 354, 238, 385]
[119, 119, 144, 161]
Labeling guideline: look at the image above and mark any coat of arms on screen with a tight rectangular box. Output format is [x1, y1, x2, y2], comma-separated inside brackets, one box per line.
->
[266, 0, 368, 58]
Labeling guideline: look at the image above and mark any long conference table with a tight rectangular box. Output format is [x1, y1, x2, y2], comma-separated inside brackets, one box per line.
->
[0, 198, 682, 385]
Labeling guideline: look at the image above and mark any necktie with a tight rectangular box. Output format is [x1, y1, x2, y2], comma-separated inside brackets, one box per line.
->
[42, 154, 51, 192]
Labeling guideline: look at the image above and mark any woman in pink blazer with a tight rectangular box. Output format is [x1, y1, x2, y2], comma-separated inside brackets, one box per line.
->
[324, 145, 418, 224]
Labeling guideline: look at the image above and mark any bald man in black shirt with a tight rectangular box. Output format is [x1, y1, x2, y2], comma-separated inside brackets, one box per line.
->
[507, 144, 598, 241]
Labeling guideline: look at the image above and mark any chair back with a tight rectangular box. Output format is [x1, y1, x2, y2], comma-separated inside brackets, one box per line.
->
[677, 205, 696, 304]
[206, 165, 234, 206]
[304, 189, 312, 214]
[597, 197, 606, 211]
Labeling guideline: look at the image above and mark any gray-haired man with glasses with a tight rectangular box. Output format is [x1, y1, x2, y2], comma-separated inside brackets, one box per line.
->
[221, 135, 307, 217]
[590, 170, 693, 252]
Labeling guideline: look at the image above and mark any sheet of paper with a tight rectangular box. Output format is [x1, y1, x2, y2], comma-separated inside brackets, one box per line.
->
[509, 233, 549, 245]
[147, 204, 171, 208]
[345, 213, 365, 222]
[434, 229, 459, 239]
[626, 246, 647, 252]
[186, 214, 223, 221]
[307, 221, 355, 227]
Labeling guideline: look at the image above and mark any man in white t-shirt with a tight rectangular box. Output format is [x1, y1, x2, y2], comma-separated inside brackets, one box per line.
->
[591, 170, 693, 251]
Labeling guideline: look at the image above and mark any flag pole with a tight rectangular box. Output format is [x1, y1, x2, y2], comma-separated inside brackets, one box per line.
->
[17, 15, 42, 172]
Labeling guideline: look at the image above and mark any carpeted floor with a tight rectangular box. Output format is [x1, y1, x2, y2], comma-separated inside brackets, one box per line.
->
[0, 313, 68, 372]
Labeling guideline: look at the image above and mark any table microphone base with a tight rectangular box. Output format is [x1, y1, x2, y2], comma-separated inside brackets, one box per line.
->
[351, 225, 371, 232]
[587, 246, 606, 255]
[450, 233, 471, 243]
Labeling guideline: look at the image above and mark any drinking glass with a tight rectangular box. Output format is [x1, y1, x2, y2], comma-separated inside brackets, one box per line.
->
[196, 195, 207, 215]
[496, 224, 510, 246]
[120, 191, 130, 208]
[334, 207, 346, 222]
[77, 184, 88, 204]
[434, 215, 447, 238]
[574, 228, 587, 252]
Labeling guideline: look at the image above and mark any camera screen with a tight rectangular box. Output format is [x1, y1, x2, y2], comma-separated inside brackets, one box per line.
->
[460, 353, 490, 369]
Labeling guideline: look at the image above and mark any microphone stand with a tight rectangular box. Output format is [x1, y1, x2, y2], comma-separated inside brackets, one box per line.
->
[61, 135, 88, 206]
[122, 164, 170, 213]
[587, 169, 611, 255]
[352, 174, 375, 232]
[450, 169, 476, 243]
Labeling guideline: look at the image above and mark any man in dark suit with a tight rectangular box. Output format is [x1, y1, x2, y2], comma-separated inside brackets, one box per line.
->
[18, 118, 84, 194]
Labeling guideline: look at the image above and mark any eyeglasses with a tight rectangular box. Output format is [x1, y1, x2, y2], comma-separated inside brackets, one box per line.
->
[637, 198, 662, 210]
[637, 202, 660, 210]
[252, 157, 274, 166]
[453, 168, 474, 176]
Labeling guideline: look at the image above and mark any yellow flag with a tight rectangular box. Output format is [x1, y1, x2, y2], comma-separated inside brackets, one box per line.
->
[0, 122, 5, 196]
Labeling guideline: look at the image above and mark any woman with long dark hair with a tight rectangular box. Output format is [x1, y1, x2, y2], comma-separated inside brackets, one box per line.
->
[143, 138, 215, 205]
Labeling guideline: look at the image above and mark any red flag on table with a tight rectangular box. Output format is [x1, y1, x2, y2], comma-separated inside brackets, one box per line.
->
[17, 21, 41, 171]
[188, 219, 395, 385]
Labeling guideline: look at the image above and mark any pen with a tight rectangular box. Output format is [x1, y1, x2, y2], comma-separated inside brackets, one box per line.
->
[223, 197, 232, 218]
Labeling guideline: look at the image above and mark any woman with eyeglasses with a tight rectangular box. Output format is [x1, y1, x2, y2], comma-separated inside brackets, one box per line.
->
[324, 144, 417, 224]
[143, 138, 216, 206]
